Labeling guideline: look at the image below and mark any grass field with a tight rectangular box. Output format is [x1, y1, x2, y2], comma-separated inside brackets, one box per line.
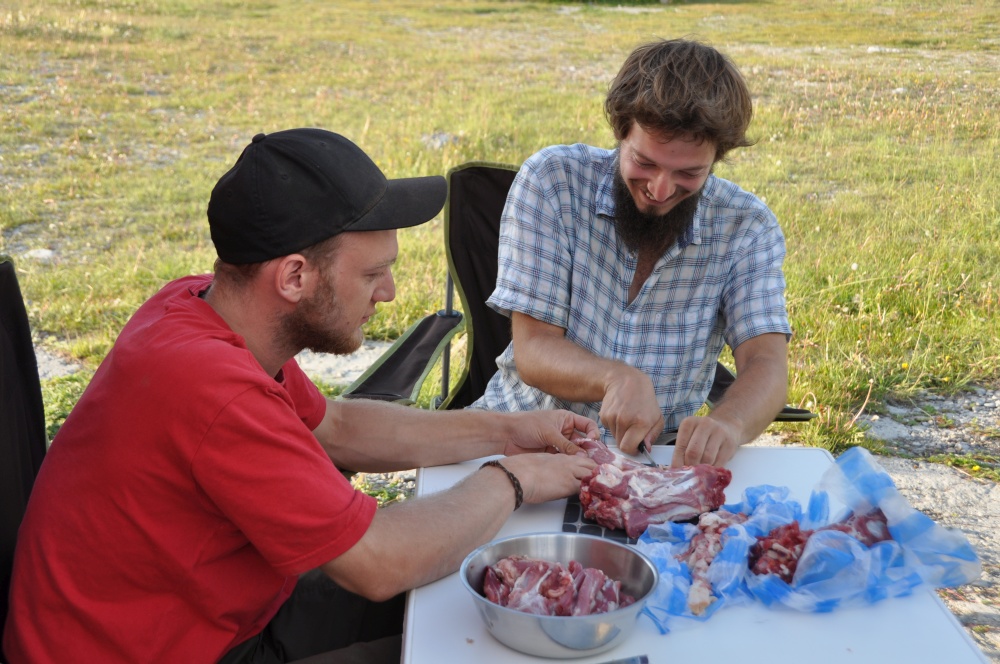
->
[2, 0, 998, 458]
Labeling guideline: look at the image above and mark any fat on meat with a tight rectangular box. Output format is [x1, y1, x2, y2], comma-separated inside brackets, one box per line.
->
[678, 509, 749, 615]
[575, 438, 732, 539]
[483, 555, 635, 616]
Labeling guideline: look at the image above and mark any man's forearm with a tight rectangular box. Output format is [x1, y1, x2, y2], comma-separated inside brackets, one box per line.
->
[321, 450, 595, 601]
[511, 312, 636, 404]
[515, 335, 620, 401]
[710, 334, 789, 443]
[318, 399, 510, 471]
[321, 466, 514, 600]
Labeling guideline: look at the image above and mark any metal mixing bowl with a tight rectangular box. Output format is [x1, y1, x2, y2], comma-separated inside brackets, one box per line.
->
[460, 532, 659, 658]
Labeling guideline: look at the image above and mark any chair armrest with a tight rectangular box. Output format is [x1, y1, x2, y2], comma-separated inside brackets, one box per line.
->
[341, 311, 464, 405]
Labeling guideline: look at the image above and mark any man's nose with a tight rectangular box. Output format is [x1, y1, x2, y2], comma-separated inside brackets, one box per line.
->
[378, 272, 396, 303]
[647, 173, 675, 202]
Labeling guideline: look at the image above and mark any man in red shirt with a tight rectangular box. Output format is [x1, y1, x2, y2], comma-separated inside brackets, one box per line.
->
[4, 129, 598, 663]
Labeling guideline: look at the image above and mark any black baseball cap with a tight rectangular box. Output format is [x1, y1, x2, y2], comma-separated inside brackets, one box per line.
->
[208, 128, 447, 264]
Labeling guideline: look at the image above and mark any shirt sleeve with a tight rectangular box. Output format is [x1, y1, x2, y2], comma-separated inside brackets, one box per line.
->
[192, 385, 376, 576]
[281, 357, 327, 430]
[488, 153, 576, 330]
[721, 207, 792, 349]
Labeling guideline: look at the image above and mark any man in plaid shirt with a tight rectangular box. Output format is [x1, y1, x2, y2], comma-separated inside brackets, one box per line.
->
[472, 39, 792, 469]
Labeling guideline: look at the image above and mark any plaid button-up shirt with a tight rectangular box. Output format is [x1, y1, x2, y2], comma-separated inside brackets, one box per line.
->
[471, 144, 791, 443]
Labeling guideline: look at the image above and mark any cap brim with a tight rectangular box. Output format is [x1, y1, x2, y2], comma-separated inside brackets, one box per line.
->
[347, 175, 447, 232]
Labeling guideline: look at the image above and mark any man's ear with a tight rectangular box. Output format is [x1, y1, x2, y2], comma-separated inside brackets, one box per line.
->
[272, 254, 311, 304]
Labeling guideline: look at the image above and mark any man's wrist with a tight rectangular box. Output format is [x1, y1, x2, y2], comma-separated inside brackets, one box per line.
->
[704, 411, 747, 445]
[479, 460, 523, 510]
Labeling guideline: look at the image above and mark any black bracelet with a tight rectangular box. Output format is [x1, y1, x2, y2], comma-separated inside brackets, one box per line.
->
[480, 460, 523, 511]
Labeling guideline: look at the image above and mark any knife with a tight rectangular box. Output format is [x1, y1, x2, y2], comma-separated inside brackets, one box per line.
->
[595, 656, 649, 664]
[637, 441, 657, 467]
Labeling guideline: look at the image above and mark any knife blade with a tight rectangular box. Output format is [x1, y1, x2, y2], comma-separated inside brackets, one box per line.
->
[637, 441, 657, 467]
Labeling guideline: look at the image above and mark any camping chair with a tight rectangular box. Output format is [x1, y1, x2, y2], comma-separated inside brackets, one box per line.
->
[344, 162, 815, 423]
[0, 256, 48, 657]
[343, 162, 517, 409]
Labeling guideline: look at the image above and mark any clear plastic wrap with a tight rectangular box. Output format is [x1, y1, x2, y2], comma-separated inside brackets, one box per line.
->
[636, 447, 981, 633]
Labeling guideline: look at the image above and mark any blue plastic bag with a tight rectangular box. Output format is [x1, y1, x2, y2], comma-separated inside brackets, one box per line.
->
[636, 446, 981, 633]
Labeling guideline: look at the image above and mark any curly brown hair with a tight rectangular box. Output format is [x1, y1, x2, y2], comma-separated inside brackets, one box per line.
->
[604, 38, 754, 161]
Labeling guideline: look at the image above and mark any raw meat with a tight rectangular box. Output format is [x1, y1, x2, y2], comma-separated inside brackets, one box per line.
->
[825, 508, 892, 546]
[749, 508, 892, 584]
[748, 521, 813, 584]
[483, 555, 636, 616]
[677, 509, 749, 615]
[575, 438, 732, 539]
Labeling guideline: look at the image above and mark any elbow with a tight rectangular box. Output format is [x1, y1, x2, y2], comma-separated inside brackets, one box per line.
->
[510, 312, 568, 390]
[512, 344, 542, 389]
[321, 561, 407, 603]
[320, 547, 410, 602]
[356, 580, 406, 604]
[774, 362, 789, 407]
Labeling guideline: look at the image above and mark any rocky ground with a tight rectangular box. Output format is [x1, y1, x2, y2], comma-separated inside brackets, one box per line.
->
[34, 344, 1000, 660]
[853, 390, 1000, 660]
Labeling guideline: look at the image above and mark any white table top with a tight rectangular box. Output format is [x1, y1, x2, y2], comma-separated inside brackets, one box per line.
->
[402, 446, 987, 663]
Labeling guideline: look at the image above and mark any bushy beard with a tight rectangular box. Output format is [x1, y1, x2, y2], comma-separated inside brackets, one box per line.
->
[612, 170, 703, 255]
[280, 271, 362, 356]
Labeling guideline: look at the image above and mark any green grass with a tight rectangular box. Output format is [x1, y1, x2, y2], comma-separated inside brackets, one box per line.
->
[4, 0, 999, 457]
[349, 474, 413, 508]
[38, 371, 93, 443]
[927, 454, 1000, 483]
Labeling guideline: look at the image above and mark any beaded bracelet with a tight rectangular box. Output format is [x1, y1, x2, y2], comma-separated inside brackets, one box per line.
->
[480, 460, 524, 511]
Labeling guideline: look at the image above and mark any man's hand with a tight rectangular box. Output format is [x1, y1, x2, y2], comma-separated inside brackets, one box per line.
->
[671, 333, 790, 468]
[599, 367, 664, 455]
[499, 453, 597, 505]
[500, 409, 600, 457]
[671, 415, 740, 467]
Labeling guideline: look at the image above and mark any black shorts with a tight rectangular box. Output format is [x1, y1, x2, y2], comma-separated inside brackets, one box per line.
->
[218, 569, 405, 664]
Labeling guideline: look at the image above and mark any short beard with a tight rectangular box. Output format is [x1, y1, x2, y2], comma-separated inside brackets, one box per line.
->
[612, 170, 702, 255]
[280, 273, 361, 356]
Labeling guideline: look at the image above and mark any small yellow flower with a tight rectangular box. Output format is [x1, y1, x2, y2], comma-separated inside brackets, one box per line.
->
[901, 362, 909, 369]
[972, 465, 981, 472]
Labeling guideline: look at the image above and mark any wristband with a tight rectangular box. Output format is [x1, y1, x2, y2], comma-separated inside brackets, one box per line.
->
[480, 460, 524, 511]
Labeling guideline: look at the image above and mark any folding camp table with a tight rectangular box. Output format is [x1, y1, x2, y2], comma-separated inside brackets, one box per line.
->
[402, 446, 987, 664]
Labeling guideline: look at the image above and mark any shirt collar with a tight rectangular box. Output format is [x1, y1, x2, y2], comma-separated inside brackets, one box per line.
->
[595, 150, 619, 220]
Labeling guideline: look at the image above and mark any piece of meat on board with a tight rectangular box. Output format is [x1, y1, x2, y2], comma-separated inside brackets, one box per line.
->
[575, 438, 732, 539]
[824, 508, 892, 547]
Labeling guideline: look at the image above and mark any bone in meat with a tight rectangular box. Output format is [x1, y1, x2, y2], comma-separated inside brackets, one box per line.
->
[677, 509, 749, 615]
